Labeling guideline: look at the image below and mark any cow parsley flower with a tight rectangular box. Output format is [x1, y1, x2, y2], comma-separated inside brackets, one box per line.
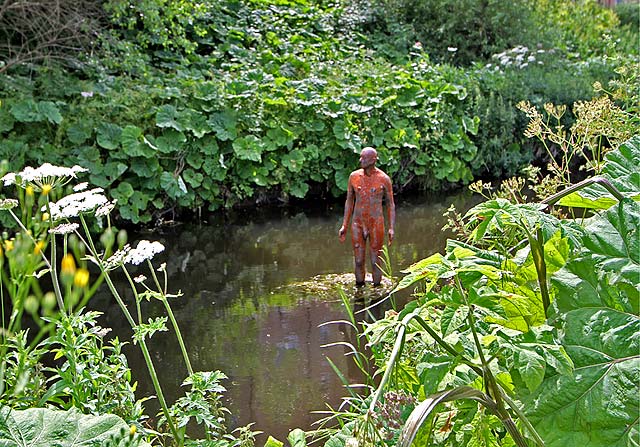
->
[125, 240, 165, 265]
[102, 245, 131, 271]
[134, 275, 147, 283]
[1, 163, 87, 191]
[0, 198, 19, 210]
[73, 182, 89, 192]
[95, 200, 117, 218]
[47, 188, 108, 220]
[49, 223, 79, 234]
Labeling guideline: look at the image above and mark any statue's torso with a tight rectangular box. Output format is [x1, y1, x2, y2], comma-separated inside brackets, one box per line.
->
[352, 168, 387, 226]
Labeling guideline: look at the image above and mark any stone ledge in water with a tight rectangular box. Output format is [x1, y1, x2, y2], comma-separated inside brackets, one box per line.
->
[275, 273, 394, 301]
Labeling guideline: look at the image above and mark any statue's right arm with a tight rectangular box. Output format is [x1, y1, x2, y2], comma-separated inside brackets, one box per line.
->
[339, 174, 355, 241]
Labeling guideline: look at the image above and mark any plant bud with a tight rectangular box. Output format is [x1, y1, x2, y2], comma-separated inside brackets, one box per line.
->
[61, 253, 76, 275]
[24, 295, 39, 314]
[117, 229, 128, 249]
[100, 228, 115, 251]
[34, 240, 45, 255]
[42, 292, 57, 310]
[73, 268, 90, 288]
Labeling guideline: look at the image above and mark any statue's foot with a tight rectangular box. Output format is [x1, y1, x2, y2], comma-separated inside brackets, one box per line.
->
[355, 281, 366, 287]
[372, 282, 381, 287]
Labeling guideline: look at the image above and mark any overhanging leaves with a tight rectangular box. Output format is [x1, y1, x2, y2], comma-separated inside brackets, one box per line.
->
[523, 308, 639, 447]
[551, 199, 639, 316]
[558, 135, 640, 209]
[0, 406, 133, 447]
[529, 199, 640, 446]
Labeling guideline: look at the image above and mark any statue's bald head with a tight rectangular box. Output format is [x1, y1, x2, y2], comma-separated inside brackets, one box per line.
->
[361, 147, 377, 158]
[359, 147, 378, 169]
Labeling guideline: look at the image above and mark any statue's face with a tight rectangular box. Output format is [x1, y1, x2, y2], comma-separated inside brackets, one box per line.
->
[359, 149, 377, 168]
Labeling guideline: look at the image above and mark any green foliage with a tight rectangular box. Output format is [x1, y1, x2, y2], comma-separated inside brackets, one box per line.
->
[0, 0, 636, 224]
[0, 312, 145, 424]
[526, 198, 640, 446]
[558, 134, 640, 209]
[615, 2, 640, 29]
[349, 0, 539, 65]
[0, 49, 482, 222]
[320, 140, 639, 446]
[0, 406, 142, 447]
[0, 165, 254, 446]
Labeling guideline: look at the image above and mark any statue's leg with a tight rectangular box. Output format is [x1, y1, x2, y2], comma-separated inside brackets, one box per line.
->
[369, 221, 385, 286]
[351, 223, 366, 286]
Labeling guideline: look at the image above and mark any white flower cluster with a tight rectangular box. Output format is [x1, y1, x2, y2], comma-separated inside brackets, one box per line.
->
[49, 223, 79, 234]
[47, 188, 109, 220]
[102, 245, 131, 270]
[490, 46, 546, 70]
[0, 198, 19, 210]
[1, 163, 87, 189]
[73, 182, 89, 192]
[125, 240, 165, 266]
[95, 200, 117, 218]
[134, 275, 147, 283]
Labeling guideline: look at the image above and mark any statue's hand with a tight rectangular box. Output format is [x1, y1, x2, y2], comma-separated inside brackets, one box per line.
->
[388, 228, 395, 245]
[338, 225, 346, 242]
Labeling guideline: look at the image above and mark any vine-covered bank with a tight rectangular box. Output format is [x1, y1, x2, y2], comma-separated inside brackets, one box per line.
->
[0, 0, 637, 224]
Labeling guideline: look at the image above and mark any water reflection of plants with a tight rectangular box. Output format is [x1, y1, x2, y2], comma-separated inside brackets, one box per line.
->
[311, 136, 638, 447]
[0, 166, 257, 446]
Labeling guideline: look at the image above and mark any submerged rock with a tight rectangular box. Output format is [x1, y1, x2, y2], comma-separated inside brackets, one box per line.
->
[275, 273, 394, 301]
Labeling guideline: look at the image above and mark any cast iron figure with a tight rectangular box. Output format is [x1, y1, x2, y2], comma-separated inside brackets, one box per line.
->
[338, 147, 395, 286]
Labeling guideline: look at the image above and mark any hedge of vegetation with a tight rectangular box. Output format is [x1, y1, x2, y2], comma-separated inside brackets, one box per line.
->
[0, 1, 639, 446]
[0, 0, 636, 224]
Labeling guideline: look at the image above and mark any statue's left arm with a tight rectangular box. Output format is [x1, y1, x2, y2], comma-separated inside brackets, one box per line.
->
[384, 174, 396, 244]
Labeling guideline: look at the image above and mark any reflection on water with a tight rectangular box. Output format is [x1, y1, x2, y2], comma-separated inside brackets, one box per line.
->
[93, 190, 477, 443]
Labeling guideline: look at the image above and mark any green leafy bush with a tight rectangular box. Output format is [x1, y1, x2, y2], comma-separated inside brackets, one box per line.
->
[317, 137, 640, 447]
[0, 0, 636, 225]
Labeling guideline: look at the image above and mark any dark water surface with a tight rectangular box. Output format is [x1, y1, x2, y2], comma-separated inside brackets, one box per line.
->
[94, 190, 477, 443]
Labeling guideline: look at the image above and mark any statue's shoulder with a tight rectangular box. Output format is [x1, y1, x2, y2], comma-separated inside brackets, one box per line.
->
[375, 168, 391, 180]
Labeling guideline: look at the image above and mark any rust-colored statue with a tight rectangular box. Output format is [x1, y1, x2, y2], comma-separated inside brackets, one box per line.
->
[339, 147, 396, 286]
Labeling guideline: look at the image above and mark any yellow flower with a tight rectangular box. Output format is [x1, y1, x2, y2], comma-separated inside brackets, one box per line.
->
[42, 212, 50, 221]
[41, 184, 52, 195]
[129, 425, 137, 436]
[25, 185, 34, 196]
[34, 240, 45, 254]
[61, 253, 76, 275]
[73, 268, 90, 288]
[4, 240, 14, 252]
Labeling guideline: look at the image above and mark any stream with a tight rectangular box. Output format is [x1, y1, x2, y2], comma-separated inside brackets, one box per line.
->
[93, 189, 478, 443]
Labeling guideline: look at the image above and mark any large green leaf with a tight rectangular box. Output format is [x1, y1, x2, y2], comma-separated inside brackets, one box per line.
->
[121, 125, 154, 158]
[528, 199, 640, 446]
[160, 171, 188, 199]
[37, 101, 63, 124]
[466, 199, 582, 247]
[0, 406, 134, 447]
[551, 199, 639, 316]
[96, 123, 123, 150]
[155, 104, 183, 131]
[558, 135, 640, 209]
[232, 135, 263, 162]
[523, 308, 639, 447]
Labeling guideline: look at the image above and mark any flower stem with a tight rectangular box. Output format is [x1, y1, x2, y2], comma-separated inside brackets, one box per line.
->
[148, 260, 193, 376]
[79, 215, 181, 444]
